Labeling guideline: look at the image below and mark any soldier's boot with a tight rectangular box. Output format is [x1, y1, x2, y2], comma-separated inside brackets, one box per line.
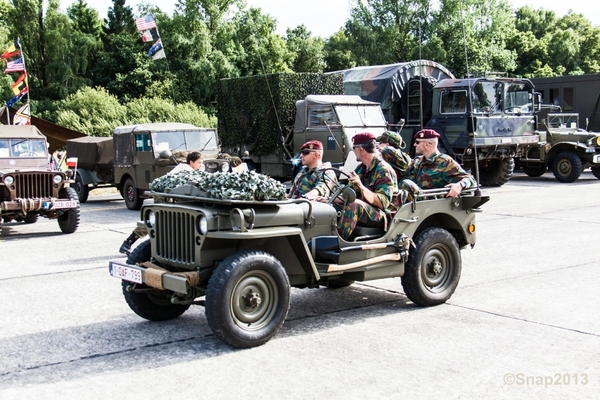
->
[119, 232, 139, 256]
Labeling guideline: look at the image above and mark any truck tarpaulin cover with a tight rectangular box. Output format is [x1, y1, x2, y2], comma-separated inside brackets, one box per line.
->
[66, 136, 114, 170]
[334, 60, 454, 120]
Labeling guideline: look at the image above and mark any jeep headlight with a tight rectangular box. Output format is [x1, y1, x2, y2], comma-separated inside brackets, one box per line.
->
[596, 137, 600, 146]
[220, 161, 230, 172]
[197, 215, 208, 235]
[53, 174, 63, 184]
[4, 175, 13, 186]
[145, 210, 155, 228]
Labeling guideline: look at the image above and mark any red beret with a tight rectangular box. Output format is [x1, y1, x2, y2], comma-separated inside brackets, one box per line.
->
[300, 140, 323, 151]
[352, 132, 376, 146]
[414, 129, 440, 140]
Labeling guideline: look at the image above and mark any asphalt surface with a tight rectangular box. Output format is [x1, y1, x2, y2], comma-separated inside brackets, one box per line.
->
[0, 171, 599, 399]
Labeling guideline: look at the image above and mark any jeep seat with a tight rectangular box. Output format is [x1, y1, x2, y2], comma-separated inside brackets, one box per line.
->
[349, 220, 385, 241]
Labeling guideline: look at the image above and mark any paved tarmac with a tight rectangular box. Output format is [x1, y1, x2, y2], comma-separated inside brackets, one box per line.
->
[0, 171, 598, 399]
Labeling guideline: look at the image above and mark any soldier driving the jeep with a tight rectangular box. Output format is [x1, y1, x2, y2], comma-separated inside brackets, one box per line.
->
[288, 140, 337, 201]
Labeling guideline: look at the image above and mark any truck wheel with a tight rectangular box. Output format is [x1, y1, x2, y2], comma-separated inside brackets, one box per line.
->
[24, 213, 38, 224]
[74, 172, 89, 203]
[479, 158, 514, 186]
[552, 151, 582, 183]
[57, 187, 80, 234]
[124, 177, 143, 210]
[592, 166, 600, 179]
[522, 164, 546, 177]
[121, 240, 190, 321]
[206, 250, 291, 348]
[401, 227, 461, 307]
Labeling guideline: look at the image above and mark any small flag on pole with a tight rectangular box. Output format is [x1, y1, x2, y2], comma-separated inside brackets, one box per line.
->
[13, 103, 30, 125]
[147, 39, 163, 58]
[2, 39, 21, 59]
[136, 14, 157, 31]
[4, 56, 24, 73]
[141, 28, 159, 43]
[66, 157, 78, 168]
[11, 72, 28, 95]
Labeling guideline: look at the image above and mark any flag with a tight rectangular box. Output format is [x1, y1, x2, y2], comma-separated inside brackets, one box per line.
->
[141, 28, 158, 43]
[136, 14, 156, 31]
[2, 39, 21, 59]
[147, 39, 163, 57]
[66, 157, 78, 168]
[11, 72, 27, 95]
[13, 103, 30, 125]
[152, 49, 165, 60]
[6, 91, 26, 108]
[4, 56, 24, 73]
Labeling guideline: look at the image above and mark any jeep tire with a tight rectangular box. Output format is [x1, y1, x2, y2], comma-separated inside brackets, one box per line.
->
[57, 187, 80, 233]
[479, 158, 514, 186]
[74, 172, 89, 203]
[592, 166, 600, 180]
[552, 151, 582, 183]
[206, 250, 290, 348]
[122, 240, 190, 321]
[124, 177, 143, 210]
[24, 212, 38, 224]
[402, 227, 461, 306]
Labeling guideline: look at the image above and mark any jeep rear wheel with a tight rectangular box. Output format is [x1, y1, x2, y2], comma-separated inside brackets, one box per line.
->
[552, 151, 582, 183]
[522, 164, 547, 177]
[479, 158, 514, 186]
[592, 166, 600, 179]
[74, 172, 89, 203]
[57, 187, 80, 233]
[206, 250, 290, 348]
[402, 227, 461, 306]
[24, 213, 38, 224]
[122, 240, 190, 321]
[124, 177, 143, 210]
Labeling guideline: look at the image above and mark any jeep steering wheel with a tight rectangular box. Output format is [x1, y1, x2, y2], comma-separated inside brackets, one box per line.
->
[320, 167, 353, 206]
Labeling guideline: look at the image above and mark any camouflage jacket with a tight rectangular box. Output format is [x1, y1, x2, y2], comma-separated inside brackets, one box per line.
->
[351, 156, 397, 210]
[403, 152, 477, 189]
[380, 147, 411, 181]
[289, 162, 337, 199]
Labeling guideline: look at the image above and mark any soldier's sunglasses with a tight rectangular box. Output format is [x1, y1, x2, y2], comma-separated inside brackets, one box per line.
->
[301, 149, 314, 155]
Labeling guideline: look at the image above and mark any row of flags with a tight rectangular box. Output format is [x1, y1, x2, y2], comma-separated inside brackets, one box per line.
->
[2, 38, 30, 125]
[135, 14, 165, 60]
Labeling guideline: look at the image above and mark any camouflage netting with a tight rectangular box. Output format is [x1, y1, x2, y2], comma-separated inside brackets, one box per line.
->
[150, 170, 287, 201]
[218, 73, 343, 156]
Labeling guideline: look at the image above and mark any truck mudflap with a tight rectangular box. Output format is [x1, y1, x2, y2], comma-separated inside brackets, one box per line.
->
[108, 260, 199, 294]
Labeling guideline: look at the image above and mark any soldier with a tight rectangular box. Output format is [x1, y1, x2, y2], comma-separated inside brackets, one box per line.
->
[289, 140, 337, 201]
[334, 132, 397, 240]
[402, 129, 477, 197]
[377, 131, 411, 181]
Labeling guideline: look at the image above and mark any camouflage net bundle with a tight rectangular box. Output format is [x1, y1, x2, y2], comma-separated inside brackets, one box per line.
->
[150, 170, 287, 201]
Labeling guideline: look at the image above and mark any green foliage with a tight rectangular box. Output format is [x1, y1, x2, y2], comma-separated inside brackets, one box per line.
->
[218, 73, 343, 155]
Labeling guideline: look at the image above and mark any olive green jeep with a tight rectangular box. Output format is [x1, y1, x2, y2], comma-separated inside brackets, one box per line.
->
[109, 170, 488, 348]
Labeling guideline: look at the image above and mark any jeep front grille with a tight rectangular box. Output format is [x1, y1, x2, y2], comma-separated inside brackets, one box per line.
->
[15, 173, 54, 198]
[155, 209, 196, 265]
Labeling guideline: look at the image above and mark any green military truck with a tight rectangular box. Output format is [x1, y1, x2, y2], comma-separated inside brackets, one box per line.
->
[517, 113, 600, 182]
[0, 125, 79, 234]
[67, 123, 232, 209]
[108, 170, 488, 348]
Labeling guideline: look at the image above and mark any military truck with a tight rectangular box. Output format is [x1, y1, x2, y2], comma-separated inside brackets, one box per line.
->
[517, 113, 600, 182]
[67, 123, 232, 209]
[0, 125, 79, 234]
[108, 169, 488, 348]
[338, 61, 542, 186]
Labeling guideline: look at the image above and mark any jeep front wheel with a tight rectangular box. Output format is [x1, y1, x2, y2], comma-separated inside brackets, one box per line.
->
[552, 151, 582, 183]
[122, 240, 190, 321]
[402, 227, 461, 306]
[206, 250, 290, 348]
[591, 166, 600, 180]
[57, 187, 80, 233]
[123, 177, 143, 210]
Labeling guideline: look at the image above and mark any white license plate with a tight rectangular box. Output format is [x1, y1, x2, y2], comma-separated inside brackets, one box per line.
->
[109, 262, 143, 284]
[53, 200, 78, 209]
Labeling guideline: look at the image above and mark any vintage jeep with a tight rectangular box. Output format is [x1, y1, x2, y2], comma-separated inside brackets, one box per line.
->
[0, 125, 79, 234]
[109, 171, 488, 348]
[517, 113, 600, 182]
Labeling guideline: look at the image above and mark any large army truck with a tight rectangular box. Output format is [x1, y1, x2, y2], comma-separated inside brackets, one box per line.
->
[517, 113, 600, 182]
[108, 169, 488, 348]
[0, 125, 79, 234]
[338, 60, 542, 186]
[67, 123, 232, 209]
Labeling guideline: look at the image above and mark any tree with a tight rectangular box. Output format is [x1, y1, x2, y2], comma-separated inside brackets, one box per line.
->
[103, 0, 135, 45]
[284, 25, 326, 72]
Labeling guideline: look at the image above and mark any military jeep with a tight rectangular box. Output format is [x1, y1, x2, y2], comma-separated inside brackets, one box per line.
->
[0, 125, 80, 234]
[518, 113, 600, 182]
[109, 171, 488, 348]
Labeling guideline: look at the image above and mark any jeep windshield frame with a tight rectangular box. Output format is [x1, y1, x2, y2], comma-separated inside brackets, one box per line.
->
[334, 104, 388, 127]
[0, 138, 48, 158]
[152, 129, 219, 156]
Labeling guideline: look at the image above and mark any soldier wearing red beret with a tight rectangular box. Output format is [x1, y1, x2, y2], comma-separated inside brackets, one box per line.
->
[289, 140, 337, 200]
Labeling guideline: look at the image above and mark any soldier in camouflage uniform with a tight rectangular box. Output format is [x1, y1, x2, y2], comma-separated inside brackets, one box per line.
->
[377, 131, 411, 182]
[289, 140, 337, 201]
[402, 129, 477, 197]
[334, 132, 397, 240]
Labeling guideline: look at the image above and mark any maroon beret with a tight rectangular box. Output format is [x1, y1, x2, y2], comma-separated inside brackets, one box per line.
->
[352, 132, 376, 146]
[414, 129, 440, 140]
[300, 140, 323, 151]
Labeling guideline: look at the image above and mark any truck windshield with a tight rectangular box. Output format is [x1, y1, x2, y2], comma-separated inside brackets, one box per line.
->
[335, 105, 387, 127]
[152, 130, 219, 154]
[504, 82, 534, 115]
[0, 138, 47, 158]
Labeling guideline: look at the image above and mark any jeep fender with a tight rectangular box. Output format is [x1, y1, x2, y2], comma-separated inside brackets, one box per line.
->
[547, 142, 588, 161]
